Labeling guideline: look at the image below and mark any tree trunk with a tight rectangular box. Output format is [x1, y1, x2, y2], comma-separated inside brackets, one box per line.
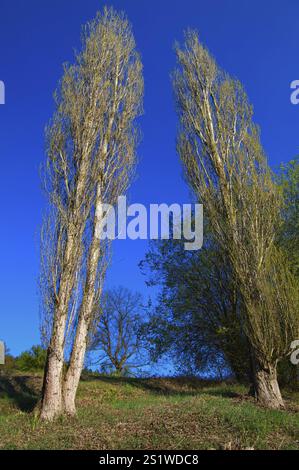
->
[62, 249, 100, 415]
[63, 317, 89, 415]
[63, 183, 103, 415]
[62, 280, 98, 415]
[40, 229, 80, 420]
[250, 354, 284, 409]
[40, 330, 64, 420]
[40, 160, 89, 421]
[62, 88, 118, 415]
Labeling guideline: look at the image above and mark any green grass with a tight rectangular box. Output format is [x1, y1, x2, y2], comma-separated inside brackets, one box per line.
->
[0, 372, 298, 450]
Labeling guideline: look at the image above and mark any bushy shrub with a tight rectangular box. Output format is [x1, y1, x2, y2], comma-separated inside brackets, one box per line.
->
[15, 345, 47, 371]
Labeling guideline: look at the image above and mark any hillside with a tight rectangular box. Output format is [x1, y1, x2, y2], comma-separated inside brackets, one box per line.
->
[0, 372, 298, 450]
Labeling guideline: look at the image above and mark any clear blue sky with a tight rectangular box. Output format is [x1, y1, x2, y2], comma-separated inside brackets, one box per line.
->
[0, 0, 298, 355]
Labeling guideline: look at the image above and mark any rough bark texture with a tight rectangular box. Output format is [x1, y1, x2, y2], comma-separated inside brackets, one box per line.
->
[40, 351, 63, 419]
[40, 329, 64, 420]
[63, 262, 99, 415]
[40, 232, 78, 420]
[62, 320, 88, 415]
[251, 353, 284, 409]
[63, 184, 102, 415]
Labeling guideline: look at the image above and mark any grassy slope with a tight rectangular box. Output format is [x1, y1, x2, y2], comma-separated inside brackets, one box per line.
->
[0, 372, 298, 450]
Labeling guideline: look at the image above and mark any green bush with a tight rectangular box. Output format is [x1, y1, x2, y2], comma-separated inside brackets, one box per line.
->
[15, 345, 47, 371]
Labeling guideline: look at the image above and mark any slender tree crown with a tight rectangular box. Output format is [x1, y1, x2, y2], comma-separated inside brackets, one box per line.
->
[39, 7, 143, 420]
[173, 30, 299, 408]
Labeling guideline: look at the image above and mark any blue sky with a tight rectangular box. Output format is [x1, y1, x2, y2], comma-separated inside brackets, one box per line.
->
[0, 0, 298, 355]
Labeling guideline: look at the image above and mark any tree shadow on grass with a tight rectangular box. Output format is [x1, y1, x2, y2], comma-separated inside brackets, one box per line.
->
[84, 374, 239, 398]
[0, 374, 40, 412]
[202, 388, 241, 399]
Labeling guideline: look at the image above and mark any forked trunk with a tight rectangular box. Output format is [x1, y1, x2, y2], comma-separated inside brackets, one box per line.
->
[40, 292, 74, 420]
[251, 354, 284, 409]
[63, 186, 103, 415]
[40, 225, 82, 420]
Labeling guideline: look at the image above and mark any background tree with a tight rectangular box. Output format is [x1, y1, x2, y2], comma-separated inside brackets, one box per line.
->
[88, 287, 147, 376]
[40, 7, 143, 420]
[141, 231, 250, 381]
[173, 31, 299, 408]
[141, 158, 299, 387]
[15, 345, 47, 372]
[276, 157, 299, 389]
[277, 157, 299, 275]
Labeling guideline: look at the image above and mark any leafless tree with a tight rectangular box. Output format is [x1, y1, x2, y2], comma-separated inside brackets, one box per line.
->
[88, 287, 146, 375]
[39, 7, 143, 420]
[173, 31, 299, 408]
